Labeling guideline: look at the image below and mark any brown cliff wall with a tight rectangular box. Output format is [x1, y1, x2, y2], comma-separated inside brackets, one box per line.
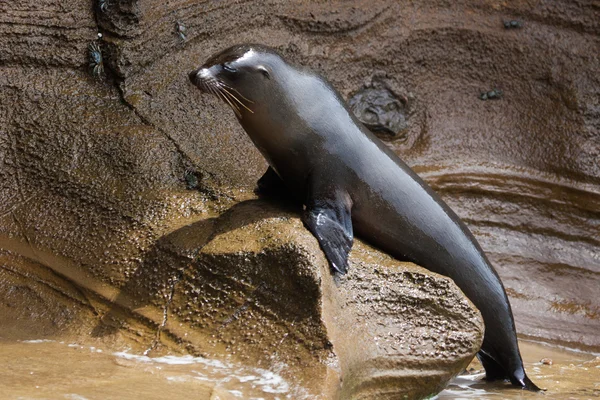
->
[1, 0, 598, 355]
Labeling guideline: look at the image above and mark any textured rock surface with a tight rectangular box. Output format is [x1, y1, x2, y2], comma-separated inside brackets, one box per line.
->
[1, 0, 599, 387]
[325, 243, 483, 399]
[1, 200, 483, 399]
[348, 84, 410, 140]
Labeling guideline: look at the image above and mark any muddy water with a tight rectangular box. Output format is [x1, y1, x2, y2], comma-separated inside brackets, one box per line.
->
[439, 341, 600, 400]
[0, 339, 298, 400]
[1, 339, 598, 399]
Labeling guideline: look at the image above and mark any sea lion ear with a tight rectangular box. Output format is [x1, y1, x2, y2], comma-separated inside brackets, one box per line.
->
[257, 65, 271, 79]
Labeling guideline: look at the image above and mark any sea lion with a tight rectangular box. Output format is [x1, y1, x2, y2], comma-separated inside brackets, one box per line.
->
[188, 44, 540, 391]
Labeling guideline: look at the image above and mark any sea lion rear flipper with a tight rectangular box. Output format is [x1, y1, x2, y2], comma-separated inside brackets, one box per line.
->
[519, 375, 543, 392]
[302, 184, 353, 275]
[478, 350, 543, 391]
[477, 351, 508, 381]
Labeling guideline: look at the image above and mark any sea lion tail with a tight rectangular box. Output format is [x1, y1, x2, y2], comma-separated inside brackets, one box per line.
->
[515, 374, 544, 392]
[478, 350, 544, 391]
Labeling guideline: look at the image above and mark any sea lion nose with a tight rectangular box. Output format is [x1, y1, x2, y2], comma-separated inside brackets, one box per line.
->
[189, 68, 213, 86]
[188, 69, 199, 84]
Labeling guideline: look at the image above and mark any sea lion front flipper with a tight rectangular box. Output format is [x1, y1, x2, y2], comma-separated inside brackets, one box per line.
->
[302, 185, 353, 275]
[255, 166, 287, 196]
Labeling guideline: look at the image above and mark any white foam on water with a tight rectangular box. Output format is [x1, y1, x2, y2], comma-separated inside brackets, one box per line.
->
[166, 376, 190, 383]
[22, 339, 55, 344]
[251, 369, 289, 394]
[113, 352, 229, 369]
[64, 395, 89, 400]
[454, 372, 486, 381]
[238, 375, 258, 383]
[192, 375, 212, 382]
[113, 351, 291, 396]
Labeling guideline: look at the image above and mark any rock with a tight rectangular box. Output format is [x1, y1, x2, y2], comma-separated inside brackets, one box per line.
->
[0, 250, 97, 340]
[348, 86, 409, 140]
[149, 200, 483, 399]
[1, 199, 482, 398]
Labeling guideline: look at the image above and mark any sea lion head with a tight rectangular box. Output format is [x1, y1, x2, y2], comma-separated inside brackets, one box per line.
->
[189, 44, 285, 119]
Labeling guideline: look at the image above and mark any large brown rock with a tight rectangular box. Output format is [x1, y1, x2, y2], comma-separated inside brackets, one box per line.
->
[170, 201, 483, 399]
[1, 199, 482, 399]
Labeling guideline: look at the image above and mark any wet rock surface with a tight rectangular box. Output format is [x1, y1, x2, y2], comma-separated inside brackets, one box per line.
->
[1, 0, 600, 397]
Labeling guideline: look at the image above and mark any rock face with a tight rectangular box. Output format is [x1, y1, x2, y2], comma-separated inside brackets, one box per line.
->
[325, 245, 483, 400]
[167, 201, 483, 399]
[2, 199, 483, 398]
[0, 0, 599, 396]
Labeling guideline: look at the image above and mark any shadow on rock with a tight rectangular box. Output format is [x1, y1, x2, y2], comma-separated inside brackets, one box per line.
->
[90, 215, 218, 342]
[90, 198, 484, 399]
[90, 198, 308, 351]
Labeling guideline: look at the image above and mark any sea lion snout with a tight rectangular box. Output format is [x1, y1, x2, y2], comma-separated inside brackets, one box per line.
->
[188, 69, 199, 85]
[188, 68, 213, 91]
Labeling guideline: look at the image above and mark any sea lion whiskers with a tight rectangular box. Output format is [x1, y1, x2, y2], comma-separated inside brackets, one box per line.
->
[216, 87, 242, 117]
[208, 85, 229, 111]
[203, 76, 243, 117]
[218, 83, 254, 114]
[217, 81, 254, 105]
[201, 78, 222, 104]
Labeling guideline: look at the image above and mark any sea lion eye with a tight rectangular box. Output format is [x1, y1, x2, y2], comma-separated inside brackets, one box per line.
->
[222, 63, 236, 73]
[257, 65, 270, 79]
